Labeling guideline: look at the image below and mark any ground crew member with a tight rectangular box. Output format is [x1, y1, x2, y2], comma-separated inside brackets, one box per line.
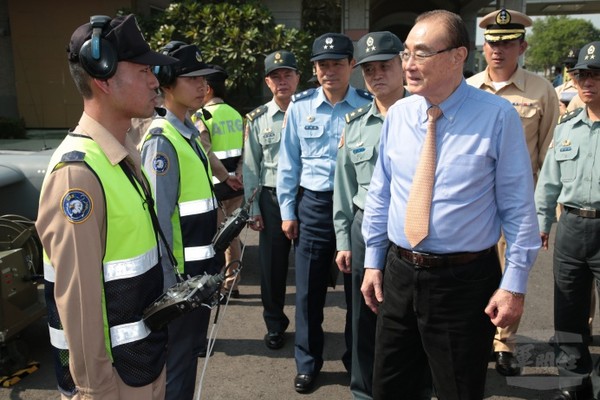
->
[536, 41, 600, 400]
[467, 7, 559, 377]
[277, 33, 372, 393]
[194, 66, 244, 298]
[141, 42, 219, 400]
[36, 14, 175, 399]
[333, 31, 408, 400]
[243, 50, 300, 350]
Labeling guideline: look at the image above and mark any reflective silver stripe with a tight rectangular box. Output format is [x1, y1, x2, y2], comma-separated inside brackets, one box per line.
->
[184, 244, 215, 261]
[44, 261, 56, 283]
[213, 148, 242, 159]
[110, 320, 151, 347]
[103, 246, 158, 282]
[179, 198, 217, 217]
[49, 325, 69, 350]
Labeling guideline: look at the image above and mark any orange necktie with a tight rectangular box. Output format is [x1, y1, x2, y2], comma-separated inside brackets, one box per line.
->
[404, 105, 442, 248]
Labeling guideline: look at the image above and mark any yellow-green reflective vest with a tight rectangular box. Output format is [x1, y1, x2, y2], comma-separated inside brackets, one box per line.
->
[42, 134, 166, 393]
[145, 119, 218, 275]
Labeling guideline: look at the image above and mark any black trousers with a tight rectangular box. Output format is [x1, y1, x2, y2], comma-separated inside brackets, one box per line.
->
[258, 188, 292, 333]
[373, 246, 501, 400]
[554, 211, 600, 395]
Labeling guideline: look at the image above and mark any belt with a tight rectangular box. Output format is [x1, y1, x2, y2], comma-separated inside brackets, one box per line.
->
[564, 206, 600, 219]
[263, 186, 277, 195]
[393, 244, 493, 268]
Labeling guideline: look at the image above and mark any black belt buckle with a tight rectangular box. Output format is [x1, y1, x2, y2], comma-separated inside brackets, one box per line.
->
[409, 251, 433, 268]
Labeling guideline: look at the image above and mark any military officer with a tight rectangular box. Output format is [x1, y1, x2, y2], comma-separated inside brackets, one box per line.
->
[243, 50, 300, 350]
[467, 7, 560, 377]
[536, 42, 600, 400]
[333, 31, 408, 400]
[277, 33, 372, 393]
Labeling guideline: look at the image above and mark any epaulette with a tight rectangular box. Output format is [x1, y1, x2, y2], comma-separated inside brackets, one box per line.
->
[60, 151, 85, 163]
[356, 89, 374, 101]
[345, 103, 372, 124]
[292, 88, 316, 102]
[148, 126, 164, 136]
[558, 107, 583, 124]
[246, 105, 268, 122]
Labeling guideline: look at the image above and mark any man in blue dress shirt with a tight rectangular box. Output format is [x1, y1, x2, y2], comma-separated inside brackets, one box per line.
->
[360, 10, 541, 399]
[277, 32, 372, 393]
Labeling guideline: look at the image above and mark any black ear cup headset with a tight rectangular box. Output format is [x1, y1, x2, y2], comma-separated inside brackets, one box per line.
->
[79, 15, 118, 80]
[153, 41, 187, 86]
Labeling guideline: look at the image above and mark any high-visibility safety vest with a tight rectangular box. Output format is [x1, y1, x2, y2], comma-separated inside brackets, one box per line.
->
[144, 119, 218, 276]
[42, 134, 166, 393]
[197, 102, 243, 173]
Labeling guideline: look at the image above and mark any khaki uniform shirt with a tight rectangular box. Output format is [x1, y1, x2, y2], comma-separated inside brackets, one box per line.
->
[333, 101, 384, 251]
[468, 67, 560, 182]
[35, 112, 165, 399]
[242, 99, 285, 216]
[536, 107, 600, 233]
[567, 93, 586, 112]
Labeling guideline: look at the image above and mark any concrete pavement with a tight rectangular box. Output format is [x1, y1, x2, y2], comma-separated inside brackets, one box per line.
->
[0, 225, 584, 400]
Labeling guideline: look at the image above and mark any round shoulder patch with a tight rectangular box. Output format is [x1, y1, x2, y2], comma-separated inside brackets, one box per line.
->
[61, 189, 93, 224]
[152, 153, 169, 175]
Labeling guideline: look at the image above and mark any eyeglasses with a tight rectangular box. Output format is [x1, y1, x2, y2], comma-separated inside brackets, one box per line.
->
[399, 47, 457, 64]
[573, 70, 600, 82]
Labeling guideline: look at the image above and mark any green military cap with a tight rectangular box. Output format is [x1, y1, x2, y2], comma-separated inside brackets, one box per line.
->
[265, 50, 298, 75]
[570, 42, 600, 71]
[479, 8, 532, 43]
[354, 31, 403, 68]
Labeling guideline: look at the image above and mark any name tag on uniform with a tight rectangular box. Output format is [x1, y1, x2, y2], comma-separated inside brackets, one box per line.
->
[304, 125, 319, 130]
[352, 147, 366, 154]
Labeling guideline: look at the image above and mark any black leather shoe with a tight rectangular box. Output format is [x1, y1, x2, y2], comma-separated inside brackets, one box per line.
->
[264, 332, 285, 349]
[495, 351, 521, 376]
[294, 373, 317, 393]
[552, 389, 595, 400]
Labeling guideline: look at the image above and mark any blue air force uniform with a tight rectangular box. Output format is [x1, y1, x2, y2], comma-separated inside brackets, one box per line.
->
[277, 85, 372, 375]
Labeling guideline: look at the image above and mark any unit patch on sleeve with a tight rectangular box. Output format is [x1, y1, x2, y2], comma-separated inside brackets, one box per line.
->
[152, 153, 169, 175]
[61, 189, 93, 224]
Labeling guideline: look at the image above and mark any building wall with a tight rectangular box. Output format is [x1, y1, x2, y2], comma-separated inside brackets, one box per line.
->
[7, 0, 169, 128]
[262, 0, 301, 29]
[0, 0, 18, 120]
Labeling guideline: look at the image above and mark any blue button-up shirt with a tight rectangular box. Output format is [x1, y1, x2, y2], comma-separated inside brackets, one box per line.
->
[277, 86, 371, 220]
[362, 80, 541, 293]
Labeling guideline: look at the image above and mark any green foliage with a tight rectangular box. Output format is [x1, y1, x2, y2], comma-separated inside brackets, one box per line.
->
[0, 117, 26, 139]
[137, 0, 312, 111]
[526, 16, 600, 72]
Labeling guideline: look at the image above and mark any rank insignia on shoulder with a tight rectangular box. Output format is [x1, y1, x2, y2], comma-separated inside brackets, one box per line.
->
[60, 150, 85, 163]
[345, 103, 372, 123]
[62, 189, 93, 224]
[356, 89, 374, 100]
[558, 107, 583, 124]
[152, 153, 169, 175]
[149, 127, 164, 135]
[292, 88, 316, 102]
[246, 105, 268, 122]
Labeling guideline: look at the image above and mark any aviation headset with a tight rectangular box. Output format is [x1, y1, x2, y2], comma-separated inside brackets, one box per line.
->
[153, 41, 188, 87]
[78, 15, 118, 80]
